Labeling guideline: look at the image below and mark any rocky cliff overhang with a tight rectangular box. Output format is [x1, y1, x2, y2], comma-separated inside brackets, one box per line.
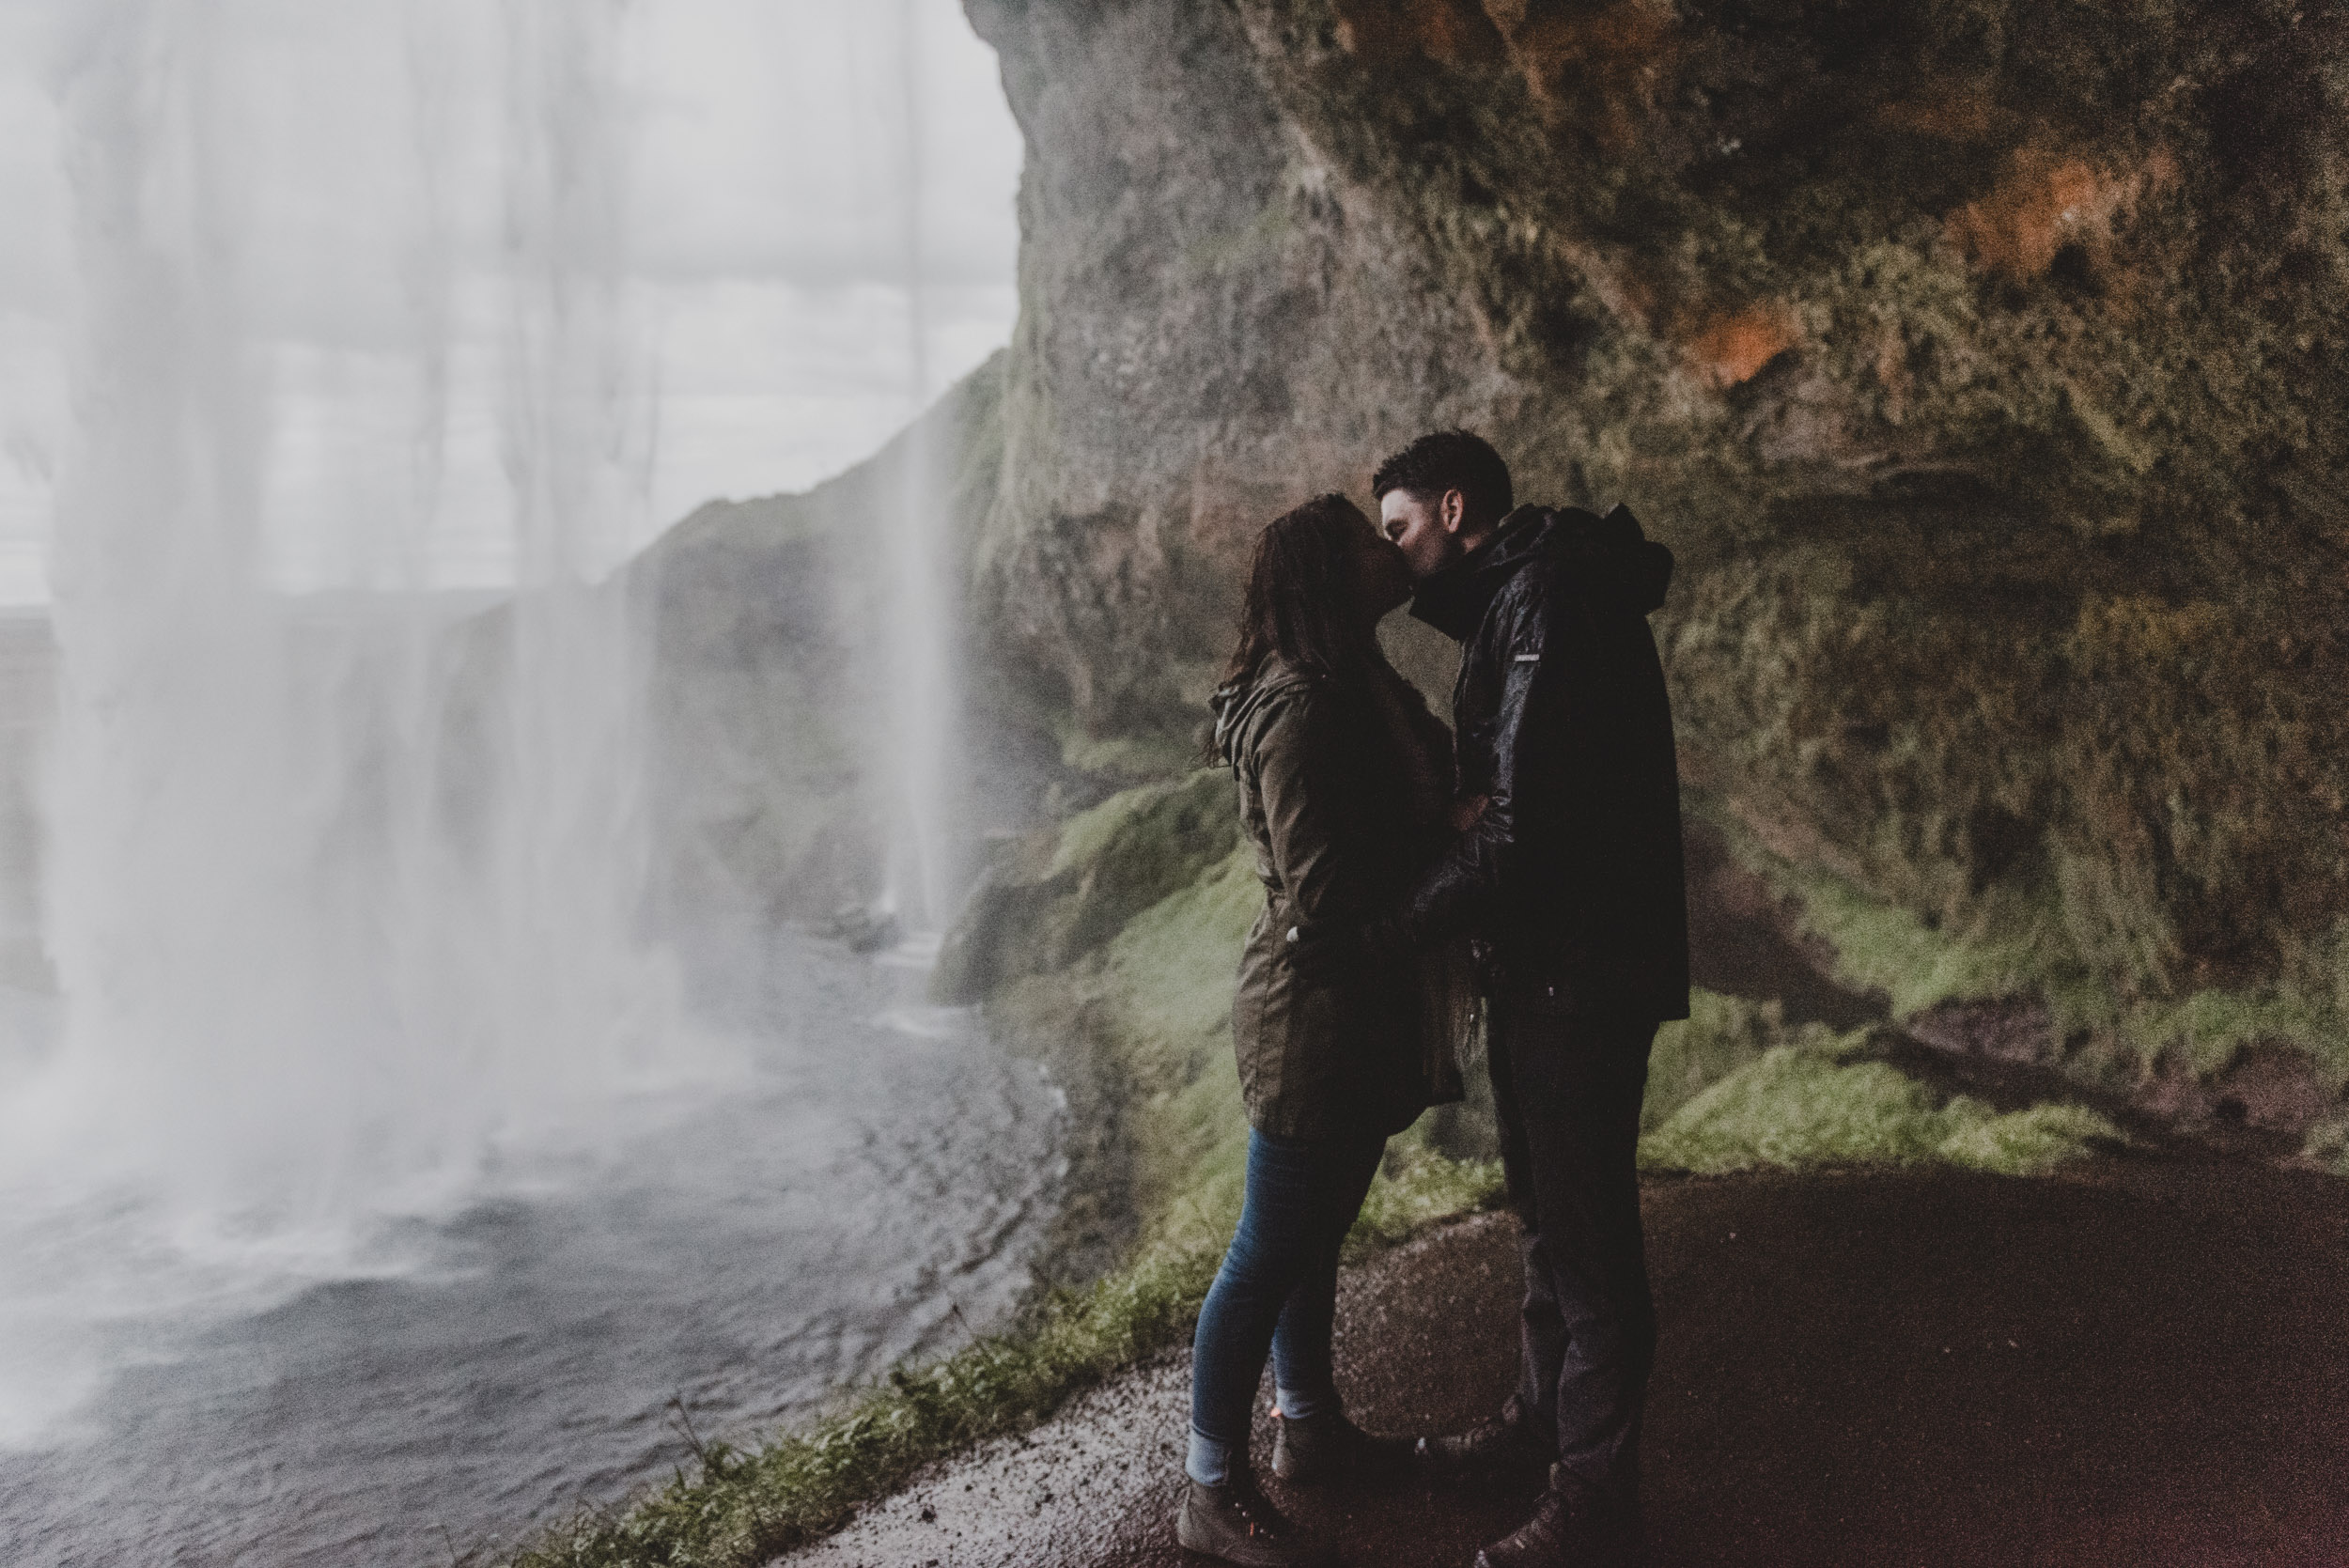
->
[962, 0, 2347, 1064]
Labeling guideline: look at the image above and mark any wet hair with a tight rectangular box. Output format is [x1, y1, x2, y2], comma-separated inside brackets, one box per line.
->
[1370, 429, 1513, 531]
[1218, 492, 1379, 689]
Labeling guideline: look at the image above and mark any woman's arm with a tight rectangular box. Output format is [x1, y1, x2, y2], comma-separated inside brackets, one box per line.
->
[1250, 685, 1371, 927]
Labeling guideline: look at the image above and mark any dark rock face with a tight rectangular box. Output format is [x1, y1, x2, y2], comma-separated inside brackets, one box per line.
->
[963, 0, 2349, 1046]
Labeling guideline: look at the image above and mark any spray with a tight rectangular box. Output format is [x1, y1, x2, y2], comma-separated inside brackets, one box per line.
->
[19, 0, 674, 1263]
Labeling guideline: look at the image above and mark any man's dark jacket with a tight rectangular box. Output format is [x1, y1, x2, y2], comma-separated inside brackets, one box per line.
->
[1392, 503, 1689, 1022]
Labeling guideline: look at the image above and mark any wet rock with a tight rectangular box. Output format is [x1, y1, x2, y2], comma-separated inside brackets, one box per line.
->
[812, 905, 903, 955]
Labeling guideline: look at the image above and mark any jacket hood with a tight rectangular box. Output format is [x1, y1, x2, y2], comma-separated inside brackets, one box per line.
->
[1408, 502, 1673, 642]
[1207, 653, 1316, 767]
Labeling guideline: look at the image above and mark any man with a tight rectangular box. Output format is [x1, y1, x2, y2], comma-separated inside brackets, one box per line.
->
[1299, 429, 1688, 1567]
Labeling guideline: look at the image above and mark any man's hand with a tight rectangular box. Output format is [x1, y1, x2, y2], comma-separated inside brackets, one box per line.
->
[1286, 917, 1408, 986]
[1449, 794, 1489, 833]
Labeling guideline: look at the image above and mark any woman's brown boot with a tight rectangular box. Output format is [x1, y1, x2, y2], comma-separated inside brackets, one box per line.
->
[1174, 1467, 1336, 1567]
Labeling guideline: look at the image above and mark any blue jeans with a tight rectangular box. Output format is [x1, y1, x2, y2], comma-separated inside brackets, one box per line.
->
[1186, 1125, 1389, 1484]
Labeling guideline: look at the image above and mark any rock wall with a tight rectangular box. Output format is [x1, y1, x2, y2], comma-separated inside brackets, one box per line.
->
[961, 0, 2349, 1077]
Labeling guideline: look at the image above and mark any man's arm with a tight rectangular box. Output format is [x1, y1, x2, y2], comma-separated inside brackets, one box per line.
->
[1390, 592, 1564, 949]
[1293, 583, 1570, 977]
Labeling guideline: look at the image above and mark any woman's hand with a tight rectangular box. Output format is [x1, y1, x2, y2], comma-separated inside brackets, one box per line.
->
[1449, 794, 1489, 833]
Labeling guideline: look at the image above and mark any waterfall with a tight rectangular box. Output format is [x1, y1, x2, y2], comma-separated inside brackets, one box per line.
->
[876, 0, 959, 935]
[13, 0, 676, 1243]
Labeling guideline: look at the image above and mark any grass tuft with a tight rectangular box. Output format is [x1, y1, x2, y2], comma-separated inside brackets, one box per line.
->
[1935, 1101, 2127, 1174]
[1644, 990, 1848, 1131]
[1639, 1046, 2123, 1177]
[1347, 1136, 1505, 1257]
[2305, 1118, 2349, 1177]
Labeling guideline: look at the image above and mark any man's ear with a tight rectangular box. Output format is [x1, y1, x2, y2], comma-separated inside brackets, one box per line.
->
[1441, 489, 1468, 536]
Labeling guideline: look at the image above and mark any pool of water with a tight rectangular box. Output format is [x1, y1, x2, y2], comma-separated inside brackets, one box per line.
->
[0, 929, 1064, 1567]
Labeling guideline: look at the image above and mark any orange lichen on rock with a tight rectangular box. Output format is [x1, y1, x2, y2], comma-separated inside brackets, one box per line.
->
[1947, 146, 2179, 282]
[1686, 303, 1799, 389]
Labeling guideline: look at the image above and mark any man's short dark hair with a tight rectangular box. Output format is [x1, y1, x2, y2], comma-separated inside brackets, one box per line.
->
[1371, 429, 1513, 529]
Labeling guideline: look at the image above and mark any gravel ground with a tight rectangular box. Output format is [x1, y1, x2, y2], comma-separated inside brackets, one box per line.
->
[786, 1159, 2349, 1567]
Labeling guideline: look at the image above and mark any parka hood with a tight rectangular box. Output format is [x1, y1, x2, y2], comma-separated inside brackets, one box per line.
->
[1207, 653, 1316, 768]
[1408, 502, 1673, 643]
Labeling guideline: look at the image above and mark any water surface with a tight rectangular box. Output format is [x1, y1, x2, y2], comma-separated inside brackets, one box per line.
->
[0, 930, 1063, 1567]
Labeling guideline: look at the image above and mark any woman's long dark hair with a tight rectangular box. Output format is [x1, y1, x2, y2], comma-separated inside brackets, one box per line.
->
[1217, 492, 1378, 688]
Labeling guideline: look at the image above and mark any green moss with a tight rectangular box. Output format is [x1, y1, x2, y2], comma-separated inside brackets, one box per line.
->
[1180, 194, 1296, 281]
[1346, 1133, 1504, 1256]
[1706, 808, 2073, 1020]
[944, 768, 1243, 984]
[2123, 986, 2346, 1084]
[1794, 871, 2050, 1020]
[2306, 1118, 2349, 1176]
[1936, 1102, 2130, 1175]
[1639, 1046, 2123, 1177]
[1697, 804, 2349, 1090]
[1050, 770, 1231, 880]
[1644, 990, 1849, 1132]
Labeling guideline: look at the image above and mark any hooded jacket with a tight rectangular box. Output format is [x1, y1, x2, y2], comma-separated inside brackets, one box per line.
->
[1209, 651, 1465, 1139]
[1395, 503, 1690, 1022]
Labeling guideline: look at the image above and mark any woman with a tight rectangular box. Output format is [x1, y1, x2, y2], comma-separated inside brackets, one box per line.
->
[1178, 493, 1478, 1568]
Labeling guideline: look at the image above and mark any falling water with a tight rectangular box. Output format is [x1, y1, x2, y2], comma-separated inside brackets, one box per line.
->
[0, 8, 1061, 1562]
[878, 0, 958, 932]
[4, 0, 677, 1394]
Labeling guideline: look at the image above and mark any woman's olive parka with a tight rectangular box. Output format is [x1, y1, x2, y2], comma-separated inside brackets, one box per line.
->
[1209, 651, 1467, 1141]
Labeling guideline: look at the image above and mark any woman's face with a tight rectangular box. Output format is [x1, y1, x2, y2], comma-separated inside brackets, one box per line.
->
[1350, 525, 1414, 621]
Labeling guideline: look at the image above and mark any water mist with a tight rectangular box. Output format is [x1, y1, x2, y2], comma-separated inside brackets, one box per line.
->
[0, 0, 678, 1435]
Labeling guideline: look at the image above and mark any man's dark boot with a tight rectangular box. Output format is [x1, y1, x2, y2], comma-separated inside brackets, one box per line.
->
[1174, 1467, 1336, 1567]
[1417, 1393, 1552, 1482]
[1473, 1466, 1639, 1568]
[1271, 1407, 1416, 1483]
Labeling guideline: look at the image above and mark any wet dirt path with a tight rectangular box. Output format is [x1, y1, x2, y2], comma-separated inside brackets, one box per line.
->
[788, 1161, 2349, 1567]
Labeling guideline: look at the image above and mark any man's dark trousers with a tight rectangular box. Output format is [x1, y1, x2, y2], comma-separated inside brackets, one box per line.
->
[1488, 978, 1657, 1511]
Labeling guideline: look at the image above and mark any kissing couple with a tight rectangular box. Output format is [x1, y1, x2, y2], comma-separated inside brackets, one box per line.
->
[1178, 430, 1690, 1568]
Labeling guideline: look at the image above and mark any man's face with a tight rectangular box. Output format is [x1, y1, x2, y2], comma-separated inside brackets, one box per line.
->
[1379, 487, 1468, 582]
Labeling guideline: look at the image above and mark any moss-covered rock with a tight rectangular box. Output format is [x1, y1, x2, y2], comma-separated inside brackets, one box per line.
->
[931, 768, 1241, 1001]
[1641, 1044, 2124, 1177]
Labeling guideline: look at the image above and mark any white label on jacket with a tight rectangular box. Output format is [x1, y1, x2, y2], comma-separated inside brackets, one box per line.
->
[1513, 653, 1541, 662]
